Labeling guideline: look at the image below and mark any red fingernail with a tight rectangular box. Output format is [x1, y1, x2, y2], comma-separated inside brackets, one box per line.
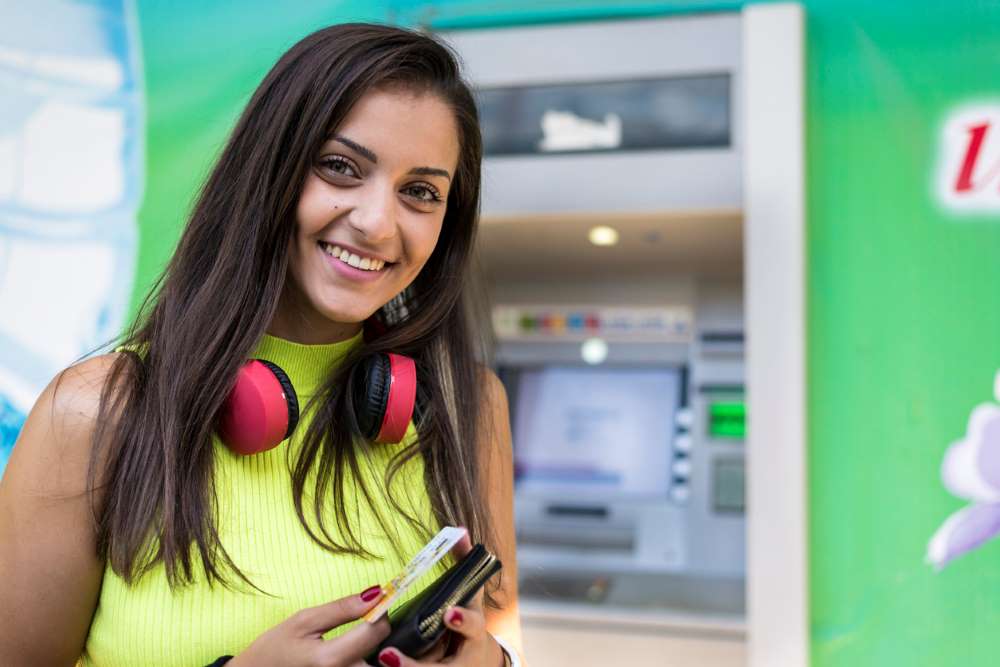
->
[447, 608, 464, 626]
[379, 649, 401, 667]
[361, 585, 382, 602]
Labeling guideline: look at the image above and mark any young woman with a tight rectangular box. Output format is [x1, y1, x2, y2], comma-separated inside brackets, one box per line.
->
[0, 23, 521, 667]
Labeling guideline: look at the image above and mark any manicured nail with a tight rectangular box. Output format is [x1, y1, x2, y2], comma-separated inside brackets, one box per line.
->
[446, 608, 464, 626]
[361, 585, 382, 602]
[379, 649, 401, 667]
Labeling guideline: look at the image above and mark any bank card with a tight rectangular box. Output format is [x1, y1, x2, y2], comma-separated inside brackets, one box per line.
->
[363, 525, 467, 623]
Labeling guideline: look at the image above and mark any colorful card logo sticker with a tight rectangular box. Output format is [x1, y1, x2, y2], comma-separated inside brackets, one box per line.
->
[927, 370, 1000, 569]
[936, 103, 1000, 213]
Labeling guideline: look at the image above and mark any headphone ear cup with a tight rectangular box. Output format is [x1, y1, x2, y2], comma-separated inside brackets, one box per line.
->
[256, 360, 299, 438]
[355, 353, 391, 440]
[355, 352, 417, 444]
[218, 359, 298, 455]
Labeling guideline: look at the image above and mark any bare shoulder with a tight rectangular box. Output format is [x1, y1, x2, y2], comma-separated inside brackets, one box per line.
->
[2, 351, 130, 500]
[477, 366, 513, 458]
[478, 366, 510, 421]
[476, 366, 512, 467]
[51, 352, 130, 431]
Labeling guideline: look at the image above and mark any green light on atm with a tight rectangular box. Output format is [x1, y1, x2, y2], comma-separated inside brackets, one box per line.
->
[709, 402, 746, 438]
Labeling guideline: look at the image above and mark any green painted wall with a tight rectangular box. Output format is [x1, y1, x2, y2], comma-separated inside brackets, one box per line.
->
[801, 4, 1000, 666]
[134, 2, 1000, 664]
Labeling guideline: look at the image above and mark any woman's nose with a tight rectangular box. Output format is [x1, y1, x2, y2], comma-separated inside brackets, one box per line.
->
[347, 183, 398, 242]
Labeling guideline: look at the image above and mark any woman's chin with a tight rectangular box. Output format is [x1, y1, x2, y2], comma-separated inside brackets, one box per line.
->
[315, 305, 373, 328]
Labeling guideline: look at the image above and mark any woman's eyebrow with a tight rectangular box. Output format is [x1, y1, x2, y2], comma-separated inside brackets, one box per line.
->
[332, 135, 377, 163]
[409, 166, 451, 182]
[331, 134, 452, 182]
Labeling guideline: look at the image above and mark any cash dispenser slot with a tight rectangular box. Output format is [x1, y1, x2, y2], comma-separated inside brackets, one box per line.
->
[518, 507, 636, 553]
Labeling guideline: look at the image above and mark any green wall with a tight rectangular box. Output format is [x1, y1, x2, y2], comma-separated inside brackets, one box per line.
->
[802, 3, 999, 666]
[134, 2, 1000, 664]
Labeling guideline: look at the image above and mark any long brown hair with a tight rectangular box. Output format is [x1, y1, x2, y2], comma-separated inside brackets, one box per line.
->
[90, 23, 494, 594]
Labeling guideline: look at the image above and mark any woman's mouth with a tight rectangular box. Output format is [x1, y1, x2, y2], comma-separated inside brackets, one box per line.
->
[317, 241, 394, 284]
[318, 242, 388, 272]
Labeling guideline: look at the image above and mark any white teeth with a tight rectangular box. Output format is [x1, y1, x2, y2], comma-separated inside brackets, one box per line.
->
[320, 242, 386, 271]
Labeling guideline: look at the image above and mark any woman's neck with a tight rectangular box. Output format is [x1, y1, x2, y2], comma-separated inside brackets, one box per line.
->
[268, 289, 363, 345]
[266, 317, 362, 345]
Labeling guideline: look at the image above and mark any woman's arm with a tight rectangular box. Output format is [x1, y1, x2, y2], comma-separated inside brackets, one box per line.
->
[478, 369, 523, 655]
[0, 355, 119, 666]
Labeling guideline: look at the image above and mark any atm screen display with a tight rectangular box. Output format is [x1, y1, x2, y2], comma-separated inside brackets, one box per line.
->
[506, 366, 681, 498]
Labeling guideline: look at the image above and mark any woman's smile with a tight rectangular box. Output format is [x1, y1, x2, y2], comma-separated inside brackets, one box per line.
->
[318, 240, 393, 283]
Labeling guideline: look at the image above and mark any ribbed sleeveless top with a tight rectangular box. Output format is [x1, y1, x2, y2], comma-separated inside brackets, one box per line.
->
[81, 333, 446, 666]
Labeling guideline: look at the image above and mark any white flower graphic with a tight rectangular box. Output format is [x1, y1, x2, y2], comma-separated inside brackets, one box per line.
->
[927, 370, 1000, 569]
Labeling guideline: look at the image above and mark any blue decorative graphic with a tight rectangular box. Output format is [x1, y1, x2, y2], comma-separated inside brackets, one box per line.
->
[0, 395, 27, 472]
[0, 0, 143, 477]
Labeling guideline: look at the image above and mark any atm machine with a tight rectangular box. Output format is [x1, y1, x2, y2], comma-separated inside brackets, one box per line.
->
[494, 305, 746, 605]
[443, 12, 750, 666]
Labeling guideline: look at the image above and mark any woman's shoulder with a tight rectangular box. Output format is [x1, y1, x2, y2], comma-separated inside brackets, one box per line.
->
[478, 366, 509, 417]
[4, 352, 131, 495]
[476, 366, 512, 460]
[49, 352, 133, 443]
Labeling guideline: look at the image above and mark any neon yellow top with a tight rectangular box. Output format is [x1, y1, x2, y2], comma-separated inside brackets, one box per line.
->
[81, 333, 445, 666]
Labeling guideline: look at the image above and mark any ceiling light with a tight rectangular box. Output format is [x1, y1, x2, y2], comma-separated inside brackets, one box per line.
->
[588, 225, 619, 247]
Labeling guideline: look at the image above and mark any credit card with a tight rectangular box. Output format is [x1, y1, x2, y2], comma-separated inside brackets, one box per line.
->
[363, 526, 467, 623]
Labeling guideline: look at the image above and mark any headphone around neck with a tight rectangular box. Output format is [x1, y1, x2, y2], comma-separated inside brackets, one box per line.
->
[216, 344, 417, 456]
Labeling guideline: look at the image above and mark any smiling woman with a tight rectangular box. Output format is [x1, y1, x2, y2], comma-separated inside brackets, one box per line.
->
[0, 23, 520, 667]
[275, 89, 460, 342]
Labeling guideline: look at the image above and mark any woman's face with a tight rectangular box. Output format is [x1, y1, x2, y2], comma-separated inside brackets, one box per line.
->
[277, 86, 460, 343]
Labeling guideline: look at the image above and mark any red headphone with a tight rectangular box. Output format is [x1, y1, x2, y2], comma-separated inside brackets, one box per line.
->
[217, 347, 417, 456]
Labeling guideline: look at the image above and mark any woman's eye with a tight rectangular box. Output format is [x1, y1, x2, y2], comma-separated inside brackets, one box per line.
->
[318, 156, 358, 178]
[402, 184, 442, 203]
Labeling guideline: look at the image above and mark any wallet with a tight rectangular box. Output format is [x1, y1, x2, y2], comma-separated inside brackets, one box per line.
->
[365, 543, 502, 664]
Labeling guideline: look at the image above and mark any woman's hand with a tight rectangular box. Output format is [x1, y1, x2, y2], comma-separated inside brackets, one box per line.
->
[373, 531, 505, 667]
[373, 598, 504, 667]
[228, 586, 391, 667]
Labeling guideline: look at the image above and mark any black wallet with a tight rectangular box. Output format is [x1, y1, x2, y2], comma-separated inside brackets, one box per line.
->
[365, 543, 502, 664]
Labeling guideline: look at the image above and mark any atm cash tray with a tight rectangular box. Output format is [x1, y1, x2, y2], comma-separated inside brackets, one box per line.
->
[520, 571, 745, 617]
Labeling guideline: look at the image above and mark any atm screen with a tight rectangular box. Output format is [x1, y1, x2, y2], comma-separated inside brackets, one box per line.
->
[504, 366, 681, 499]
